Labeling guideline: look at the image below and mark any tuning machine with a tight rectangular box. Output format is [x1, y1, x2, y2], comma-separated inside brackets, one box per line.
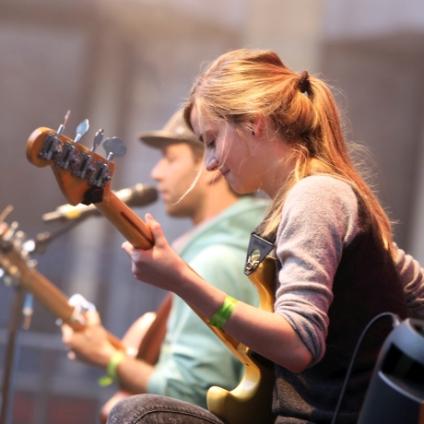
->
[56, 110, 71, 136]
[102, 136, 127, 161]
[74, 119, 90, 143]
[91, 129, 104, 152]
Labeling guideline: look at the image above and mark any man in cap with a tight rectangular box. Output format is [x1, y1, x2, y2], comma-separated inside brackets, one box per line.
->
[62, 108, 268, 416]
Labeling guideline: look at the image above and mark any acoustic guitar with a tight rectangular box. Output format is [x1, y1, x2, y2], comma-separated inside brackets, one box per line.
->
[99, 295, 172, 423]
[25, 126, 275, 424]
[0, 219, 171, 422]
[0, 220, 124, 349]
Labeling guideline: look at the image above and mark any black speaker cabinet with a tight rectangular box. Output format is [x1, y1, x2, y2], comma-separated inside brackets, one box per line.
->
[358, 319, 424, 424]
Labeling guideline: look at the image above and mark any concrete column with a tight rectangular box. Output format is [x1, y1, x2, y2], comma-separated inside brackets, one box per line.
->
[408, 126, 424, 262]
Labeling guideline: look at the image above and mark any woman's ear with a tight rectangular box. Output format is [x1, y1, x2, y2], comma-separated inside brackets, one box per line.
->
[248, 115, 266, 138]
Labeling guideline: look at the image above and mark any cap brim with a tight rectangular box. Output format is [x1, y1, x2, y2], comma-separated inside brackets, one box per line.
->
[138, 131, 199, 149]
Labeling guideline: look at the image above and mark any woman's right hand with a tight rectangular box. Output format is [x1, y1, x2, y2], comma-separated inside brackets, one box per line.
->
[122, 213, 191, 293]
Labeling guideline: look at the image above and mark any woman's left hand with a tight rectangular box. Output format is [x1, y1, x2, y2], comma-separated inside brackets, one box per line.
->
[122, 213, 189, 293]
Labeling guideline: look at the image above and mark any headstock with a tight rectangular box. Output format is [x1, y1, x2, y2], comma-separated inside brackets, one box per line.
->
[26, 113, 153, 250]
[0, 218, 36, 289]
[26, 113, 126, 206]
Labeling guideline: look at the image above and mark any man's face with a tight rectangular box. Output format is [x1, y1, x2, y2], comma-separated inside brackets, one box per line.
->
[151, 142, 204, 218]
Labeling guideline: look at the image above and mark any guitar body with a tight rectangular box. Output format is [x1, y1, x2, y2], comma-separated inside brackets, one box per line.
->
[99, 312, 156, 423]
[100, 294, 172, 423]
[206, 257, 276, 424]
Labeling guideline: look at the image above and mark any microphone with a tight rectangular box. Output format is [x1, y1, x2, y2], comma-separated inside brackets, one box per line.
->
[42, 183, 158, 222]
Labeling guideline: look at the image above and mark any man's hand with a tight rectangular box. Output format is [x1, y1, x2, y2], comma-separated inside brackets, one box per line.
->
[61, 310, 117, 368]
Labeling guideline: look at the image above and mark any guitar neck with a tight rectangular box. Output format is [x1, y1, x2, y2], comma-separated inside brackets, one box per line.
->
[93, 191, 244, 356]
[94, 193, 241, 340]
[20, 265, 80, 329]
[96, 190, 153, 250]
[136, 293, 173, 364]
[17, 261, 123, 350]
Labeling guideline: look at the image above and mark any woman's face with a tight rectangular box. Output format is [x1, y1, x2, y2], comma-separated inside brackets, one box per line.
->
[190, 104, 262, 194]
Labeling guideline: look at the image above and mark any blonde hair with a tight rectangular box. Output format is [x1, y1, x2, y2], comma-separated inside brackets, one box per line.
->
[184, 49, 393, 251]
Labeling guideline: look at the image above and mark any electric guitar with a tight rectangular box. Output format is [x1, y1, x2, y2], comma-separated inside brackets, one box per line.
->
[25, 125, 275, 424]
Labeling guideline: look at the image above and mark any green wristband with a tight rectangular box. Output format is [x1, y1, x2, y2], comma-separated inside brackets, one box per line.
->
[98, 351, 125, 387]
[209, 296, 238, 329]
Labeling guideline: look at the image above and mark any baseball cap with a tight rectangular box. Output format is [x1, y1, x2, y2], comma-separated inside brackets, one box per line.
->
[138, 108, 200, 148]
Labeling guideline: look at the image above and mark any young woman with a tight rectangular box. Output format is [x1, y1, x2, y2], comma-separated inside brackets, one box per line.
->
[109, 49, 424, 423]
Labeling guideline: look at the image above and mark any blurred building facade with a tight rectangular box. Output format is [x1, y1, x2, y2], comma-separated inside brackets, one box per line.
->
[0, 0, 423, 422]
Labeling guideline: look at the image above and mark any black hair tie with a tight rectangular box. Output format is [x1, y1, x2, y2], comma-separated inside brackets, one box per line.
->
[298, 70, 311, 95]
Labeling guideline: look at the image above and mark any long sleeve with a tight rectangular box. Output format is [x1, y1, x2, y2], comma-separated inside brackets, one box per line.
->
[274, 176, 360, 363]
[394, 244, 424, 319]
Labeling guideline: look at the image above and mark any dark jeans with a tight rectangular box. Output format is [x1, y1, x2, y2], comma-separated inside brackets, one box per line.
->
[107, 394, 226, 424]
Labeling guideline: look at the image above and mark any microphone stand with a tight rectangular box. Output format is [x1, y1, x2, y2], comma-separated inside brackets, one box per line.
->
[0, 287, 25, 424]
[32, 218, 85, 254]
[0, 217, 86, 424]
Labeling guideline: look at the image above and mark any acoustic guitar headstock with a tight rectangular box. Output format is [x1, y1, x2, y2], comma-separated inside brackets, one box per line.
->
[25, 112, 126, 206]
[0, 207, 37, 288]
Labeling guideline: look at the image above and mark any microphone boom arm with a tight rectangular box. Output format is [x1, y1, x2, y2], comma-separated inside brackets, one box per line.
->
[42, 184, 158, 222]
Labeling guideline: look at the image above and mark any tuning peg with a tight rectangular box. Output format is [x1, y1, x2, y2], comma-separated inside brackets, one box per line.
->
[74, 119, 90, 143]
[0, 205, 14, 226]
[91, 129, 104, 152]
[12, 230, 27, 254]
[0, 265, 13, 285]
[14, 230, 26, 244]
[1, 274, 13, 287]
[3, 221, 19, 242]
[27, 258, 38, 268]
[102, 136, 127, 161]
[22, 239, 36, 254]
[57, 110, 71, 135]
